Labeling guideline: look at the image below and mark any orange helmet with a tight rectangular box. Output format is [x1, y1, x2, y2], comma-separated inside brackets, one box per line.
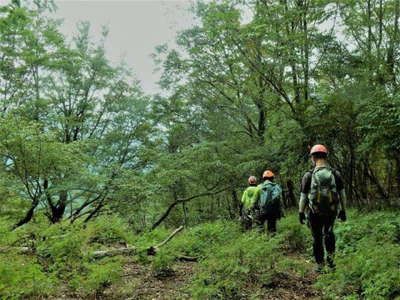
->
[310, 144, 328, 155]
[248, 176, 257, 184]
[262, 170, 275, 178]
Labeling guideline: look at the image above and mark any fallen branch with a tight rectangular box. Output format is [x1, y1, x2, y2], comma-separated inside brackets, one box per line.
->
[147, 225, 184, 255]
[92, 226, 184, 259]
[151, 187, 230, 230]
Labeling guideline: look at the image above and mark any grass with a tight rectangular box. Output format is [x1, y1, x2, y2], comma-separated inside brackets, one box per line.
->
[0, 210, 399, 299]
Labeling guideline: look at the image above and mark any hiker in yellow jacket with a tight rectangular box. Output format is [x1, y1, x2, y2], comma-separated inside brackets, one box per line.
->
[240, 176, 258, 230]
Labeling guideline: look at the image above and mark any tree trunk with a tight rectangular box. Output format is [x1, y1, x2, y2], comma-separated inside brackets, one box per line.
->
[49, 191, 68, 223]
[13, 199, 39, 229]
[231, 189, 240, 217]
[365, 162, 389, 204]
[182, 202, 188, 226]
[286, 180, 296, 208]
[394, 154, 400, 198]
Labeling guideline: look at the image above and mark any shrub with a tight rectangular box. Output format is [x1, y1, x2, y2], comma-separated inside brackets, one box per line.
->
[85, 215, 134, 245]
[0, 255, 55, 298]
[151, 251, 176, 276]
[32, 219, 125, 296]
[189, 232, 283, 299]
[167, 221, 242, 259]
[277, 214, 311, 253]
[70, 258, 123, 297]
[148, 221, 241, 275]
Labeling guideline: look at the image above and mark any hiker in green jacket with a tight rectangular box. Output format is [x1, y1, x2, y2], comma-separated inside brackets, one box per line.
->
[299, 144, 347, 273]
[252, 171, 284, 233]
[240, 176, 258, 230]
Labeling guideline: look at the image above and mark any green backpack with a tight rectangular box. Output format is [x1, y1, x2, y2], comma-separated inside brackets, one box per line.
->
[259, 182, 282, 216]
[309, 167, 339, 216]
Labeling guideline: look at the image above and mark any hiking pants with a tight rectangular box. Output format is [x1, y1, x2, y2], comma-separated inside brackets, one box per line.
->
[255, 214, 277, 233]
[241, 211, 253, 231]
[308, 212, 336, 264]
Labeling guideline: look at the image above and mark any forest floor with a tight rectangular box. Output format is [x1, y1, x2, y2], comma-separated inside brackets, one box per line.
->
[105, 259, 196, 299]
[259, 254, 322, 300]
[103, 254, 322, 300]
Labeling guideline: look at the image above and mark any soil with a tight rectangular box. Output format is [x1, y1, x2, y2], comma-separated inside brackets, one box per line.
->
[103, 259, 196, 300]
[101, 254, 322, 300]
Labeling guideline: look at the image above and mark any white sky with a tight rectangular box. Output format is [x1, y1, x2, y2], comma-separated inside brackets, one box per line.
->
[0, 0, 197, 94]
[52, 0, 196, 94]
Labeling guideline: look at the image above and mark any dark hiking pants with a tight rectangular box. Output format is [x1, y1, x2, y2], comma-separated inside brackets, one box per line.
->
[308, 212, 336, 264]
[255, 214, 277, 233]
[241, 211, 253, 230]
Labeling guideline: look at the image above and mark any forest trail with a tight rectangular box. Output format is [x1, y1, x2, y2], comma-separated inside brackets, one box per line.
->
[105, 260, 196, 299]
[261, 254, 322, 300]
[103, 254, 321, 300]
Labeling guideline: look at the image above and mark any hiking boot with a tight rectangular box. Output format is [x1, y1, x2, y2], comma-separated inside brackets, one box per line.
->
[315, 263, 325, 274]
[327, 256, 336, 270]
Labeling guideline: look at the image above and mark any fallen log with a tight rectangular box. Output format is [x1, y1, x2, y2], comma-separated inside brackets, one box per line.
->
[92, 247, 137, 259]
[1, 226, 186, 260]
[177, 255, 198, 262]
[0, 246, 33, 255]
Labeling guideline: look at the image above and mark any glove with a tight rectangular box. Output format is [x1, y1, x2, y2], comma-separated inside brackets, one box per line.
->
[299, 212, 306, 225]
[338, 210, 347, 222]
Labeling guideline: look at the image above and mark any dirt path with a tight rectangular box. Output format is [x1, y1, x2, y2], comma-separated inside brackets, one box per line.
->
[104, 259, 196, 300]
[260, 270, 321, 299]
[102, 255, 321, 300]
[259, 254, 322, 300]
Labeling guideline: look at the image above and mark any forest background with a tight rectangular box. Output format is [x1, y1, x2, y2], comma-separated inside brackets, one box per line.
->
[0, 0, 399, 299]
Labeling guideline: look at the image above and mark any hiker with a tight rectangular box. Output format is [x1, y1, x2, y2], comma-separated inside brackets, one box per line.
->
[240, 176, 258, 230]
[299, 144, 347, 273]
[252, 170, 284, 233]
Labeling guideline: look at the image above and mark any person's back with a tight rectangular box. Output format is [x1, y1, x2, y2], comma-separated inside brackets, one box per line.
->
[299, 144, 347, 273]
[253, 170, 284, 233]
[242, 185, 258, 210]
[240, 176, 259, 230]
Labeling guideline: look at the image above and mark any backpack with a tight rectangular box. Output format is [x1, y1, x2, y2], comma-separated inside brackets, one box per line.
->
[258, 182, 282, 216]
[309, 167, 339, 216]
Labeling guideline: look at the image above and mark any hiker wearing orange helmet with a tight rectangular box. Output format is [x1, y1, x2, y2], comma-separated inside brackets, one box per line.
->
[240, 176, 259, 230]
[299, 144, 347, 273]
[252, 170, 284, 233]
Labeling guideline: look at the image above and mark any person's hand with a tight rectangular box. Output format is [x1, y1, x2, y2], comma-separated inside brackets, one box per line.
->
[338, 210, 347, 222]
[299, 212, 306, 224]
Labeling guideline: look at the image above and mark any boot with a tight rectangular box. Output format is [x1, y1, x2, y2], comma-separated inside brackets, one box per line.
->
[315, 263, 325, 274]
[327, 254, 336, 270]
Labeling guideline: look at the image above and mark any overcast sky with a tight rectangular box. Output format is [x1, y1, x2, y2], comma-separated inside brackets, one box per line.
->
[0, 0, 194, 94]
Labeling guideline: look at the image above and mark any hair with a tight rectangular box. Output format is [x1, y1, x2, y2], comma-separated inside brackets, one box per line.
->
[263, 176, 274, 182]
[312, 152, 328, 159]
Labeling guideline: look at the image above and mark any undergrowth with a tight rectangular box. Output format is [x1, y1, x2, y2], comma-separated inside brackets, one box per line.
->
[1, 210, 399, 299]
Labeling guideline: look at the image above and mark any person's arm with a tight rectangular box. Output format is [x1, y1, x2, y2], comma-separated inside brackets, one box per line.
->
[278, 185, 285, 217]
[299, 193, 308, 213]
[299, 172, 311, 213]
[333, 170, 346, 210]
[335, 170, 347, 221]
[251, 187, 260, 211]
[339, 189, 347, 211]
[299, 172, 311, 224]
[337, 189, 347, 221]
[241, 189, 247, 204]
[240, 189, 247, 212]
